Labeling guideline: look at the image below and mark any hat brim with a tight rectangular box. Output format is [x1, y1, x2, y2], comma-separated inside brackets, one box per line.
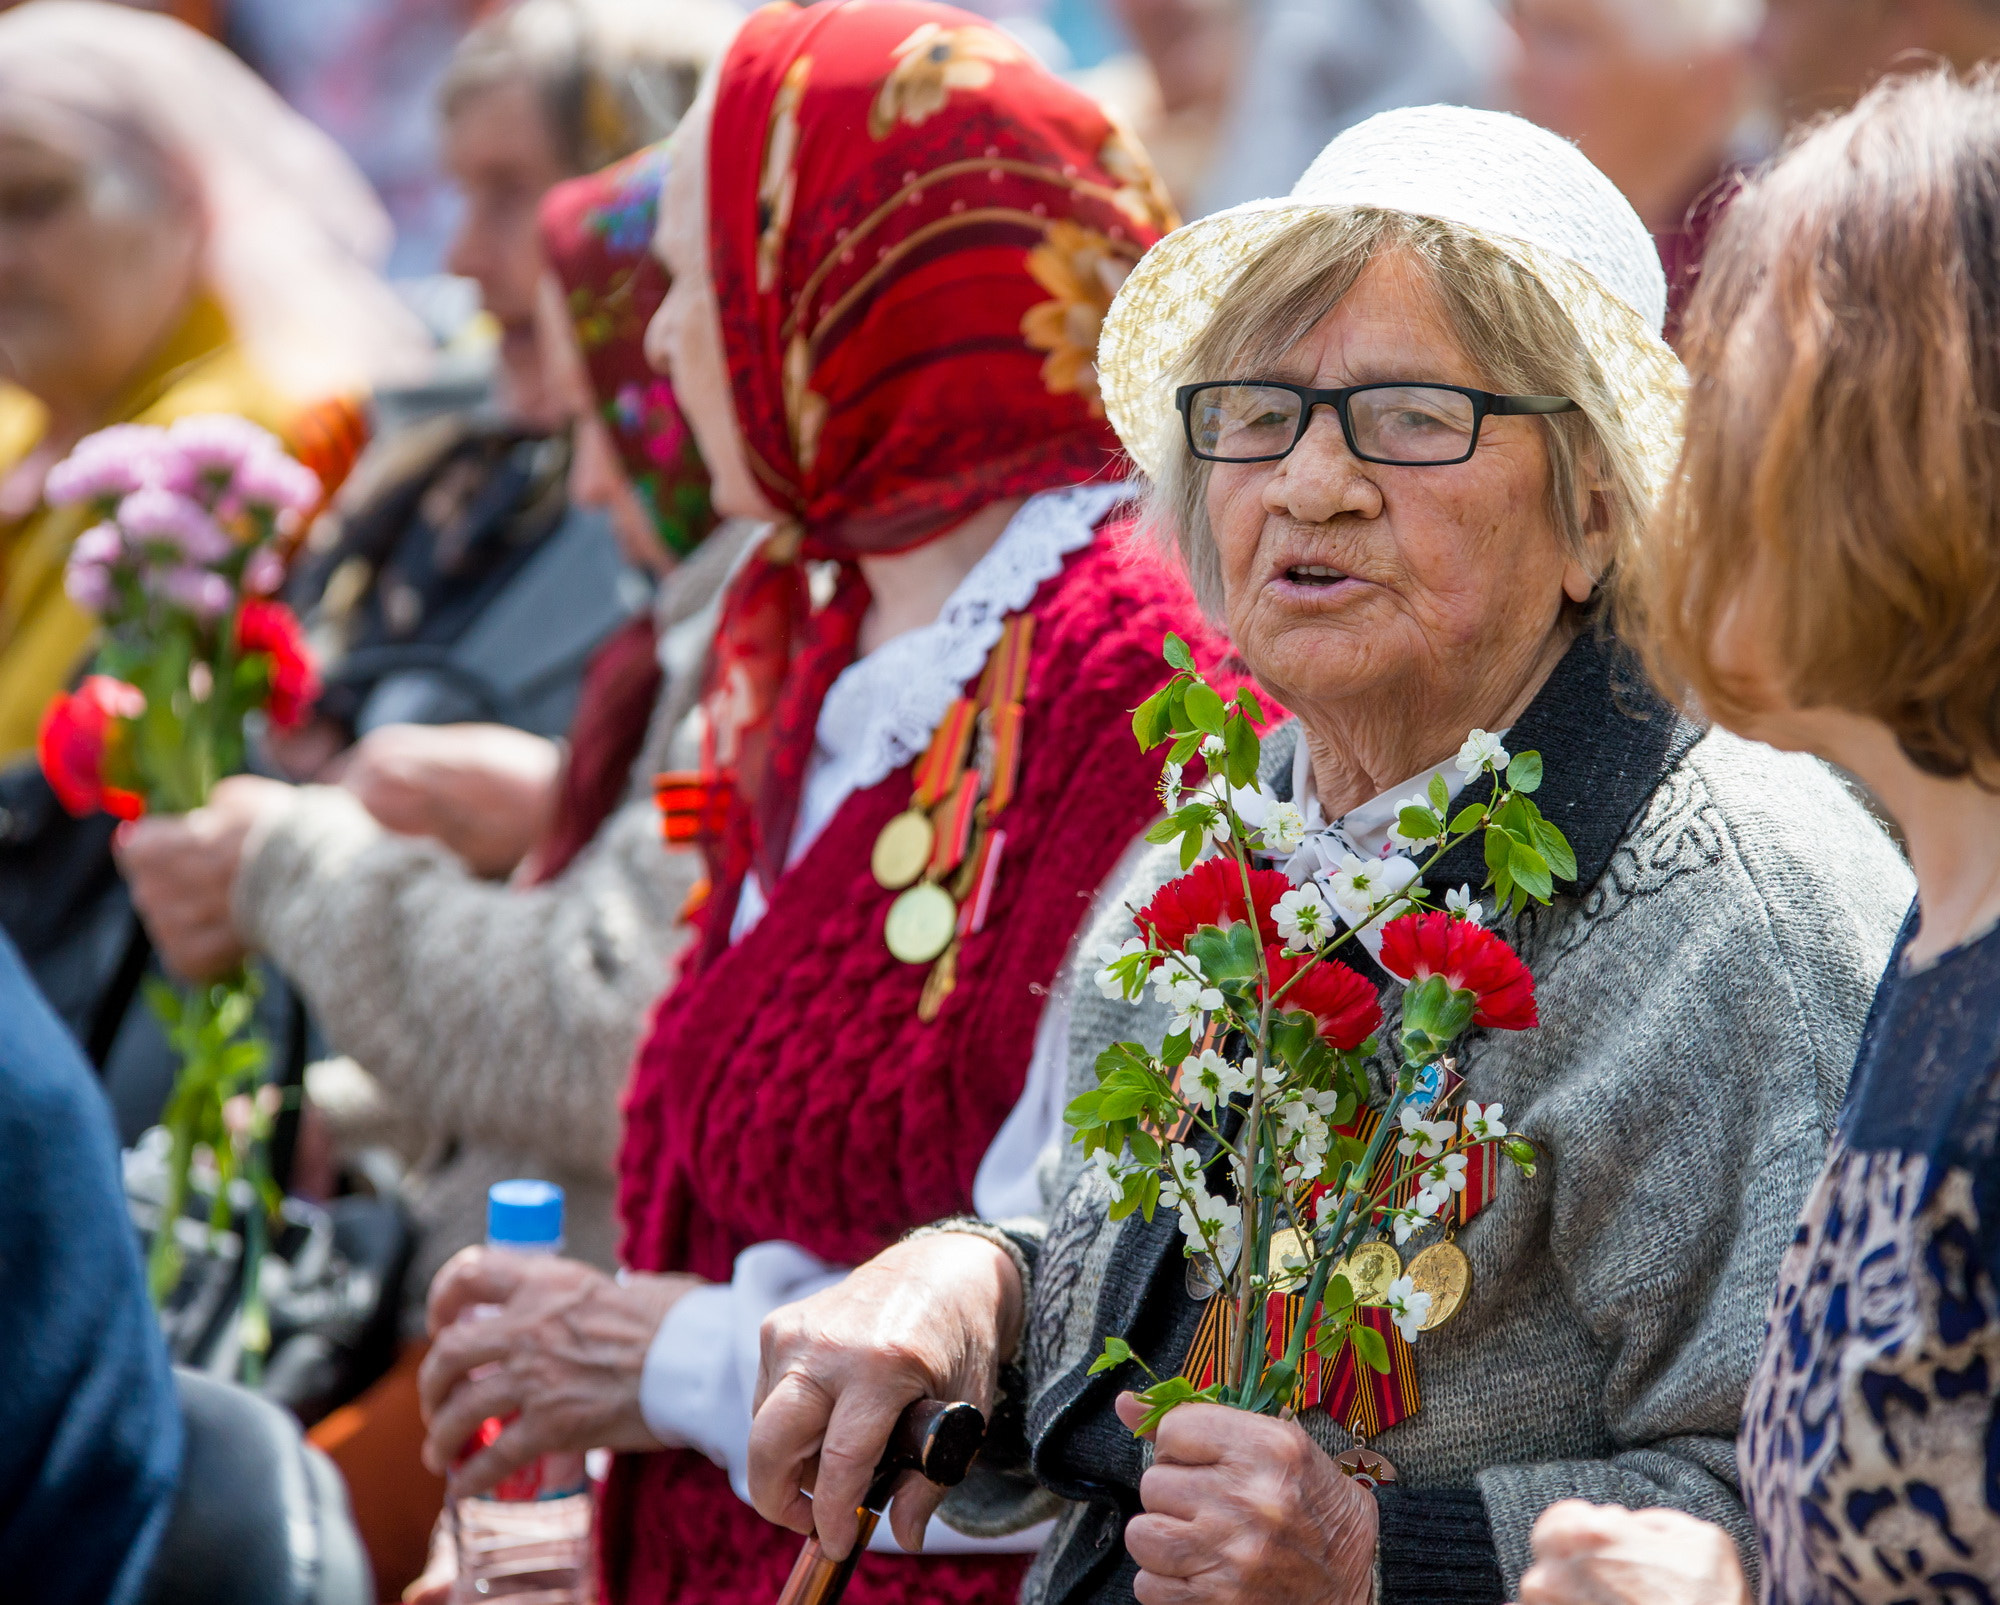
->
[1099, 199, 1686, 506]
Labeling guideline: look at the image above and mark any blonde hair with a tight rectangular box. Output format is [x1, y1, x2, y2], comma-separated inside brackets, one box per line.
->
[1625, 69, 2000, 780]
[1150, 209, 1650, 618]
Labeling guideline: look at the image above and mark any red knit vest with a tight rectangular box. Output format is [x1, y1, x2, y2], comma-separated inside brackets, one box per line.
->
[603, 526, 1232, 1605]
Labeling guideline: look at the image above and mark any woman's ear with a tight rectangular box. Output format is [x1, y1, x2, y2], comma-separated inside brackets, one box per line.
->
[1563, 467, 1614, 605]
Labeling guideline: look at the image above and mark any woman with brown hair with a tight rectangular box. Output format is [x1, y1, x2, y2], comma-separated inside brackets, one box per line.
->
[1517, 68, 2000, 1605]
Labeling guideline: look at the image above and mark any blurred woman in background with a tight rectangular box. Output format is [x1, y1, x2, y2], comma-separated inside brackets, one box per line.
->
[1506, 0, 1765, 339]
[1518, 66, 2000, 1605]
[118, 140, 752, 1593]
[0, 0, 429, 763]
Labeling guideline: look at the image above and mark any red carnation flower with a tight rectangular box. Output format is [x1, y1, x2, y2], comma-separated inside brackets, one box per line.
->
[1138, 856, 1292, 951]
[1378, 910, 1538, 1031]
[1263, 944, 1381, 1052]
[38, 675, 146, 820]
[236, 598, 319, 730]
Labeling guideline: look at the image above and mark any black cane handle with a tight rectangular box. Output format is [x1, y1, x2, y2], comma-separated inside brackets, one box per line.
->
[776, 1399, 988, 1605]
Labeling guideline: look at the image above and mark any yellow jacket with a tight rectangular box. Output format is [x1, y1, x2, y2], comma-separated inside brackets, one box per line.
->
[0, 298, 307, 763]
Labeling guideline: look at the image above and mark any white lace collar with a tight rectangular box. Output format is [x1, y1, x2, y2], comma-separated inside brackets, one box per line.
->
[729, 481, 1133, 940]
[801, 480, 1133, 843]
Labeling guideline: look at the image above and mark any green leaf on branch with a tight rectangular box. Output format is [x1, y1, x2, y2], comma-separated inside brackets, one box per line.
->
[1507, 750, 1544, 794]
[1428, 772, 1451, 814]
[1185, 681, 1226, 736]
[1163, 634, 1194, 672]
[1168, 731, 1200, 766]
[1223, 714, 1259, 790]
[1188, 920, 1260, 984]
[1128, 1375, 1222, 1436]
[1509, 838, 1554, 903]
[1396, 806, 1441, 843]
[1235, 686, 1266, 723]
[1532, 816, 1577, 883]
[1451, 803, 1487, 835]
[1132, 691, 1174, 750]
[1349, 1323, 1392, 1375]
[1324, 1273, 1356, 1315]
[1090, 1336, 1137, 1376]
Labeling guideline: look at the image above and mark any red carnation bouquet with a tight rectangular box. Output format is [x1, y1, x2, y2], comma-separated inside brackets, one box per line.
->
[1073, 636, 1573, 1429]
[36, 415, 323, 1364]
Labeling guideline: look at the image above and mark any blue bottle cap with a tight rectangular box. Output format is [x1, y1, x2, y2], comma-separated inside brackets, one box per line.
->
[487, 1179, 565, 1248]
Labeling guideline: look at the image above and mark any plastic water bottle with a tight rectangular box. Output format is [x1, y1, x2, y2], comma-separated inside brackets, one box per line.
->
[452, 1180, 595, 1603]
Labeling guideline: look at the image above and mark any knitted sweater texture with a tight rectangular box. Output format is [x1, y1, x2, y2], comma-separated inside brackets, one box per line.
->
[604, 534, 1228, 1605]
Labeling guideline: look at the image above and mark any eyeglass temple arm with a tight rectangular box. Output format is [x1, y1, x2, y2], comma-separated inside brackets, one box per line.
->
[1490, 395, 1580, 416]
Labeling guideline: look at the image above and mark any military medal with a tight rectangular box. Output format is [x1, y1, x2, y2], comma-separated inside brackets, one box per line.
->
[871, 810, 933, 889]
[885, 882, 958, 964]
[1266, 1225, 1309, 1291]
[1404, 1238, 1471, 1331]
[876, 615, 1037, 1007]
[1335, 1443, 1398, 1487]
[1336, 1239, 1402, 1305]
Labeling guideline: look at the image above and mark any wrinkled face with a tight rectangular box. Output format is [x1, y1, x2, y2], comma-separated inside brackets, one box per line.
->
[1203, 250, 1593, 725]
[443, 75, 571, 418]
[0, 119, 201, 415]
[646, 87, 776, 522]
[1754, 0, 1899, 119]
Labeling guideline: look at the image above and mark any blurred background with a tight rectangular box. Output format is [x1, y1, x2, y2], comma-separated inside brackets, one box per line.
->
[0, 0, 1789, 365]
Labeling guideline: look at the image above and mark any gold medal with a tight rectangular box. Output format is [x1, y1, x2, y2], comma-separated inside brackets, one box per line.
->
[885, 882, 957, 964]
[1405, 1239, 1471, 1331]
[1266, 1226, 1309, 1291]
[871, 809, 935, 890]
[1335, 1240, 1402, 1306]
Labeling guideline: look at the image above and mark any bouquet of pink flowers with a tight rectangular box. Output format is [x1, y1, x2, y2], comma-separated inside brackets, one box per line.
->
[36, 414, 323, 1368]
[1074, 637, 1570, 1447]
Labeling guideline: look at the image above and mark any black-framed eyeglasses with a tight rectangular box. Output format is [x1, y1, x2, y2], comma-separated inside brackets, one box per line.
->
[1175, 381, 1581, 466]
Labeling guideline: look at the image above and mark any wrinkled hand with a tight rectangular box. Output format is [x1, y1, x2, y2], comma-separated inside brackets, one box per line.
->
[749, 1233, 1023, 1560]
[1517, 1501, 1752, 1605]
[115, 774, 293, 981]
[1116, 1394, 1376, 1605]
[340, 723, 560, 879]
[418, 1247, 701, 1495]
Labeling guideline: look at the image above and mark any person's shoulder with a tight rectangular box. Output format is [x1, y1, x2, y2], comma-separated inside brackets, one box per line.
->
[0, 933, 118, 1167]
[1678, 726, 1910, 909]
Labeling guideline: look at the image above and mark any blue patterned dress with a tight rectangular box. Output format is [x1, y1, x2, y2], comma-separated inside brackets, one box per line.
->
[1741, 911, 2000, 1603]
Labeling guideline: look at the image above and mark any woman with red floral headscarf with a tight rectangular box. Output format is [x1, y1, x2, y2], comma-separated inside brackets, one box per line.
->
[415, 6, 1230, 1603]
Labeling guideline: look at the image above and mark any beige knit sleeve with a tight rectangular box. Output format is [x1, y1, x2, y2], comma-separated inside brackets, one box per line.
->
[233, 786, 693, 1177]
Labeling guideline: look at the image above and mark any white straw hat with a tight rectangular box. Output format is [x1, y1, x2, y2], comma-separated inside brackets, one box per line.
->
[1098, 104, 1687, 499]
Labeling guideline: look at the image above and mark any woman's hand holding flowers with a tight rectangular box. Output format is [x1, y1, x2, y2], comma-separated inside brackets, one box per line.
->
[1116, 1394, 1376, 1605]
[117, 772, 292, 980]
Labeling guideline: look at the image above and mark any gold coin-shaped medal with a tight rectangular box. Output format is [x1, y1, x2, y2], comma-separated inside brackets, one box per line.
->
[1267, 1226, 1309, 1291]
[1405, 1239, 1472, 1331]
[1336, 1240, 1403, 1306]
[885, 882, 958, 965]
[871, 809, 935, 890]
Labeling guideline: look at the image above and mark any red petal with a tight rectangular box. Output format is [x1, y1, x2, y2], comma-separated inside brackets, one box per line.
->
[1377, 910, 1538, 1032]
[1264, 944, 1382, 1052]
[1138, 857, 1290, 951]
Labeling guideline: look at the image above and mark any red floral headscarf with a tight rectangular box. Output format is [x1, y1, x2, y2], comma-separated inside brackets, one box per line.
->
[684, 0, 1176, 924]
[537, 141, 716, 558]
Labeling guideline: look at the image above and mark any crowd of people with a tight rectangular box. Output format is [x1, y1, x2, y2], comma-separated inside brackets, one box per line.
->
[8, 0, 2000, 1603]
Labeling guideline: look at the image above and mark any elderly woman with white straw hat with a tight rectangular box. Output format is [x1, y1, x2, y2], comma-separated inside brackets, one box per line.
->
[739, 105, 1912, 1605]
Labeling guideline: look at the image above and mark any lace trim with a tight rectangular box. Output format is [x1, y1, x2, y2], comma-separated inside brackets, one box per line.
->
[804, 481, 1134, 830]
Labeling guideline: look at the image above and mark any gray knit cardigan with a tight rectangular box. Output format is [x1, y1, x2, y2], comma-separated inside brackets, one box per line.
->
[941, 633, 1913, 1603]
[231, 519, 755, 1328]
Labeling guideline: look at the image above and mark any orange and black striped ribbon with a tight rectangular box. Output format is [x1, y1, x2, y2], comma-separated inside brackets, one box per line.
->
[912, 697, 979, 808]
[929, 768, 982, 877]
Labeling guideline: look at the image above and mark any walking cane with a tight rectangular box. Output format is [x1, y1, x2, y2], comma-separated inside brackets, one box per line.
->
[774, 1399, 987, 1605]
